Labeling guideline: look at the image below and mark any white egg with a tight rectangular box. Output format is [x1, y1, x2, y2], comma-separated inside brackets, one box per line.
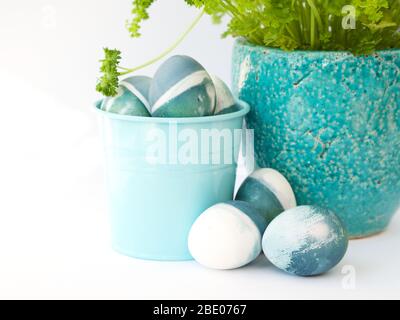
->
[189, 201, 267, 270]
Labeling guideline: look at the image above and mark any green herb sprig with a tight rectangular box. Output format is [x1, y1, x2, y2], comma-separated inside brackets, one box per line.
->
[97, 0, 400, 96]
[96, 7, 205, 97]
[96, 48, 122, 97]
[127, 0, 400, 54]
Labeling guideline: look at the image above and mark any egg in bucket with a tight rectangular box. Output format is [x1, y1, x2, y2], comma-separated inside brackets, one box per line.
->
[149, 55, 216, 117]
[101, 76, 152, 117]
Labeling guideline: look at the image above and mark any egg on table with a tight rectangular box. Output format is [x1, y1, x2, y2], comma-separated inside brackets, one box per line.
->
[149, 55, 216, 117]
[235, 168, 297, 225]
[262, 205, 349, 276]
[212, 75, 240, 115]
[188, 201, 268, 270]
[101, 75, 152, 117]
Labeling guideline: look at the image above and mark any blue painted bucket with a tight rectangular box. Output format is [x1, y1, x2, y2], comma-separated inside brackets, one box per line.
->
[95, 101, 249, 260]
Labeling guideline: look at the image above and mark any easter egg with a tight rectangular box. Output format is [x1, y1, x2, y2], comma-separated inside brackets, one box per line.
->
[188, 201, 268, 270]
[235, 168, 297, 224]
[149, 55, 216, 118]
[216, 103, 241, 115]
[122, 75, 152, 102]
[262, 206, 349, 276]
[101, 76, 151, 117]
[212, 75, 240, 115]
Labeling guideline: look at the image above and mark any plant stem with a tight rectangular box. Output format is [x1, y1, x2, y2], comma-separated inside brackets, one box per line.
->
[310, 8, 315, 49]
[222, 0, 243, 19]
[306, 0, 323, 29]
[119, 9, 205, 76]
[303, 1, 311, 45]
[295, 0, 305, 45]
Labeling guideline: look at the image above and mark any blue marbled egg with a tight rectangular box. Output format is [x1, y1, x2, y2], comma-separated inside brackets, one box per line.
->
[122, 75, 152, 102]
[212, 76, 239, 115]
[101, 76, 151, 117]
[263, 206, 349, 276]
[188, 201, 267, 270]
[236, 168, 297, 224]
[149, 55, 216, 118]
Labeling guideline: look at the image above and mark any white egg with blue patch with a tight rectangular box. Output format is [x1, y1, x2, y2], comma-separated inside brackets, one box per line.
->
[188, 201, 268, 270]
[101, 75, 151, 117]
[236, 168, 297, 225]
[263, 206, 349, 276]
[212, 75, 240, 115]
[149, 55, 216, 117]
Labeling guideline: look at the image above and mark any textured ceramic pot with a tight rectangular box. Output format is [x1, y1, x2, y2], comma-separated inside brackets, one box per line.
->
[232, 39, 400, 238]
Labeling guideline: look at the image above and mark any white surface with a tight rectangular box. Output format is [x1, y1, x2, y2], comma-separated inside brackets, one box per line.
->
[0, 0, 399, 300]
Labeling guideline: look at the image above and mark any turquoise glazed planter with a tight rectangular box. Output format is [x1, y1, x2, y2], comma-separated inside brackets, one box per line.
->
[232, 39, 400, 238]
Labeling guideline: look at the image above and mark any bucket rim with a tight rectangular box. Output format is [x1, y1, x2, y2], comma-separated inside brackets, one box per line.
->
[94, 99, 250, 124]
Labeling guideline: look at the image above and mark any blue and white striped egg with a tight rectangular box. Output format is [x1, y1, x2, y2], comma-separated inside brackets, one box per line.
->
[188, 201, 268, 270]
[123, 75, 152, 101]
[101, 76, 151, 117]
[212, 75, 240, 115]
[235, 168, 297, 225]
[149, 55, 216, 117]
[263, 206, 349, 276]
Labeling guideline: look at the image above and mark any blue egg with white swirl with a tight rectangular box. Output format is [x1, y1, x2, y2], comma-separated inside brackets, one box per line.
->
[189, 201, 268, 270]
[263, 206, 349, 276]
[212, 75, 240, 115]
[123, 75, 152, 101]
[149, 55, 216, 117]
[101, 76, 151, 117]
[236, 168, 297, 225]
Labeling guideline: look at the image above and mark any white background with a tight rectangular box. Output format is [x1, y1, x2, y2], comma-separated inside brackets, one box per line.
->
[0, 0, 399, 300]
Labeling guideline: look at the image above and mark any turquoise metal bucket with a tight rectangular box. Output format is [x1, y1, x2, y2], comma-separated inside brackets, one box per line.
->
[232, 39, 400, 238]
[95, 101, 249, 260]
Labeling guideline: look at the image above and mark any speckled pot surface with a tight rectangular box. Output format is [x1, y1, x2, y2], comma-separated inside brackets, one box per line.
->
[232, 39, 400, 238]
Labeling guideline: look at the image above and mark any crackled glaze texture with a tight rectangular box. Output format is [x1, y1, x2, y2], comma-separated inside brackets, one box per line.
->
[232, 39, 400, 238]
